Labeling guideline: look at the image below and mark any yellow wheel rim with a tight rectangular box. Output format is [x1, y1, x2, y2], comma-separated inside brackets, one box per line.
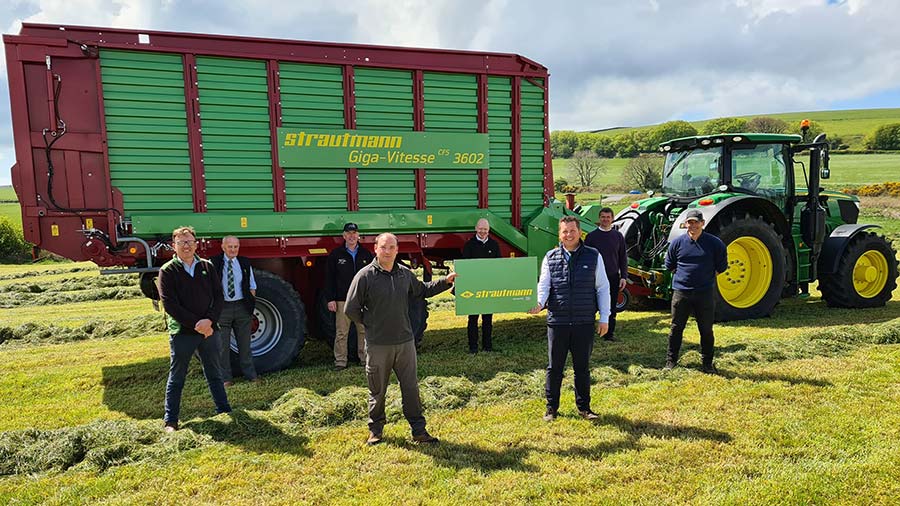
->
[852, 250, 889, 298]
[717, 236, 772, 308]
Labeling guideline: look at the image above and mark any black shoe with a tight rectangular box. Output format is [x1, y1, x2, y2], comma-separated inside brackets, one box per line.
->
[483, 347, 498, 353]
[602, 334, 617, 342]
[701, 363, 719, 375]
[543, 409, 557, 422]
[333, 365, 347, 371]
[468, 348, 478, 355]
[366, 432, 383, 446]
[579, 410, 600, 420]
[664, 360, 677, 371]
[412, 432, 439, 444]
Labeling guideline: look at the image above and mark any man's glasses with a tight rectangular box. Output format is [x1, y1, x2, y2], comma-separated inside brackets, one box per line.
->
[174, 240, 196, 246]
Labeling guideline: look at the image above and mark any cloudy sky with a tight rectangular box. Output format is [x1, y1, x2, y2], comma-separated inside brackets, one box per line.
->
[1, 0, 898, 186]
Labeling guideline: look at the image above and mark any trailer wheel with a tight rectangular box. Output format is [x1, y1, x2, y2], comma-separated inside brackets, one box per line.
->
[315, 290, 359, 355]
[248, 270, 305, 373]
[819, 232, 898, 308]
[714, 215, 786, 321]
[616, 287, 630, 312]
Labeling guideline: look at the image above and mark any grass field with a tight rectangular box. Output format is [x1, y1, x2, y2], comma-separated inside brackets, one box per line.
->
[1, 262, 899, 504]
[0, 186, 16, 202]
[597, 108, 900, 150]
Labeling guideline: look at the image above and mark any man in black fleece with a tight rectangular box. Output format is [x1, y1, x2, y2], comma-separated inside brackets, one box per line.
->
[159, 226, 230, 432]
[344, 233, 457, 446]
[461, 218, 501, 353]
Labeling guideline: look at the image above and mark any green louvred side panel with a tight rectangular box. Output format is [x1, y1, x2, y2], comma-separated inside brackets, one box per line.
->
[280, 63, 347, 211]
[487, 77, 513, 220]
[520, 78, 546, 223]
[99, 49, 193, 214]
[423, 72, 479, 209]
[354, 67, 416, 210]
[195, 56, 273, 212]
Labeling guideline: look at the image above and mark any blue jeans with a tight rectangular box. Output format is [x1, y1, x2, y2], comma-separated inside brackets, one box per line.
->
[164, 332, 232, 425]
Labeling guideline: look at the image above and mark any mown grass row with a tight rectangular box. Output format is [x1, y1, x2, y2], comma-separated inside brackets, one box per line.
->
[0, 313, 165, 347]
[1, 316, 897, 477]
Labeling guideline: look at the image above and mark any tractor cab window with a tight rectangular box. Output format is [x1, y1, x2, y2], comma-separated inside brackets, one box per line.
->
[730, 143, 788, 207]
[662, 147, 723, 197]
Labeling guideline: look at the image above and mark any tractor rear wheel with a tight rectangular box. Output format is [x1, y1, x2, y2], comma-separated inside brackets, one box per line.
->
[819, 232, 898, 308]
[714, 215, 786, 321]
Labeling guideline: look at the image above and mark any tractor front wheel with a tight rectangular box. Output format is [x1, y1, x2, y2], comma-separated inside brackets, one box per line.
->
[714, 215, 786, 321]
[819, 232, 898, 308]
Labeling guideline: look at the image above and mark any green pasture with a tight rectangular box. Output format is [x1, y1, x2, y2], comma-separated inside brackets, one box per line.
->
[1, 263, 899, 504]
[0, 186, 16, 202]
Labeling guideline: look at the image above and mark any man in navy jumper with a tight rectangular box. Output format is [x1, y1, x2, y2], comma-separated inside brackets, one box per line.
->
[529, 216, 610, 421]
[664, 209, 728, 374]
[584, 207, 627, 342]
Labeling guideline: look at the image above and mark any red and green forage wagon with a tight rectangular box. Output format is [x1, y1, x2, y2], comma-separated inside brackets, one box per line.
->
[4, 24, 581, 372]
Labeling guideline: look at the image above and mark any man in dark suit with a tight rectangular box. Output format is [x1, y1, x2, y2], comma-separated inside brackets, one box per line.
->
[461, 218, 501, 353]
[211, 236, 259, 385]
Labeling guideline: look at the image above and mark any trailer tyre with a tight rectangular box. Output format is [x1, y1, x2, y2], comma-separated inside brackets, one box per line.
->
[248, 270, 305, 374]
[819, 232, 898, 308]
[315, 290, 358, 356]
[714, 215, 786, 321]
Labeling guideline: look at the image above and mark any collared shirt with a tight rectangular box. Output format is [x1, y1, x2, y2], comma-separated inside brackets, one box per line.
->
[536, 244, 611, 323]
[181, 256, 198, 277]
[476, 235, 489, 244]
[221, 256, 257, 302]
[346, 244, 359, 262]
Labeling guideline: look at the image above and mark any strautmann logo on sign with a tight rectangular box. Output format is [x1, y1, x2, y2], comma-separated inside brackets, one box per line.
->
[278, 128, 490, 169]
[453, 257, 539, 315]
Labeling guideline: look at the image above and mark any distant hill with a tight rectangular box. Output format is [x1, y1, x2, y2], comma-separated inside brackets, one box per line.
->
[593, 108, 900, 150]
[0, 185, 17, 203]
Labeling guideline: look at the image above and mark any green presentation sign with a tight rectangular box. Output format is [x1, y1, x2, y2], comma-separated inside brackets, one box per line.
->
[277, 128, 490, 169]
[454, 257, 538, 315]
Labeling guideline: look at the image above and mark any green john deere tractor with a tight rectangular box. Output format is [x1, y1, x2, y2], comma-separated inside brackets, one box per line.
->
[616, 126, 898, 321]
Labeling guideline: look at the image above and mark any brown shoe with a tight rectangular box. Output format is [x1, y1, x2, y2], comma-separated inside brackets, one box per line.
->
[412, 432, 439, 444]
[164, 423, 178, 433]
[250, 377, 263, 384]
[334, 365, 347, 372]
[223, 381, 234, 387]
[579, 410, 600, 420]
[366, 432, 383, 446]
[543, 409, 557, 422]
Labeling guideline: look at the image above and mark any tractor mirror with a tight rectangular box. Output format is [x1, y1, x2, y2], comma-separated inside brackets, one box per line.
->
[821, 166, 830, 180]
[819, 147, 830, 179]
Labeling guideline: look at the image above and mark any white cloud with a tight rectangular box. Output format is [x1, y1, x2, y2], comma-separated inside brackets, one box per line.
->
[1, 0, 899, 186]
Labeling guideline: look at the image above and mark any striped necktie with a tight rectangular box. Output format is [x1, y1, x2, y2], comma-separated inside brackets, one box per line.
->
[226, 259, 236, 299]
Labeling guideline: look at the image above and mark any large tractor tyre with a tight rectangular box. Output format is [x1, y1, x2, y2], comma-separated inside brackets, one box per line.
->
[819, 232, 898, 308]
[243, 270, 305, 374]
[714, 215, 786, 321]
[315, 290, 359, 353]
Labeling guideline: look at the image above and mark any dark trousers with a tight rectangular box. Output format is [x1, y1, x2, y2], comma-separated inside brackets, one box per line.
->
[365, 340, 426, 436]
[667, 288, 716, 365]
[467, 314, 493, 351]
[545, 324, 595, 413]
[217, 301, 257, 381]
[164, 332, 232, 425]
[607, 275, 620, 338]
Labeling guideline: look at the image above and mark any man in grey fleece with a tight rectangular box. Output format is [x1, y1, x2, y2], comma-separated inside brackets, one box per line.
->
[344, 232, 457, 446]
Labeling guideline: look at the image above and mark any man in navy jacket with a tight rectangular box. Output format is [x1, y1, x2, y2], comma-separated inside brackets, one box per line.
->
[664, 209, 728, 374]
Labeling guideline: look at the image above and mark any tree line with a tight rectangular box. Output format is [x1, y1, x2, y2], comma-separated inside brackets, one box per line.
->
[551, 116, 900, 159]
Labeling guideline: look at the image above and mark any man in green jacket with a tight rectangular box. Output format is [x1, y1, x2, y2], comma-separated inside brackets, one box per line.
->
[344, 233, 457, 446]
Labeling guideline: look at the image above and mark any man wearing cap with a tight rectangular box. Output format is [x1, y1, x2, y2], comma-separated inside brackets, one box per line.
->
[325, 222, 375, 371]
[211, 236, 259, 386]
[664, 209, 728, 374]
[584, 207, 628, 342]
[461, 218, 501, 353]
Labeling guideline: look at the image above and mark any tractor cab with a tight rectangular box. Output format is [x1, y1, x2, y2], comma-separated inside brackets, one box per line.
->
[660, 133, 799, 211]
